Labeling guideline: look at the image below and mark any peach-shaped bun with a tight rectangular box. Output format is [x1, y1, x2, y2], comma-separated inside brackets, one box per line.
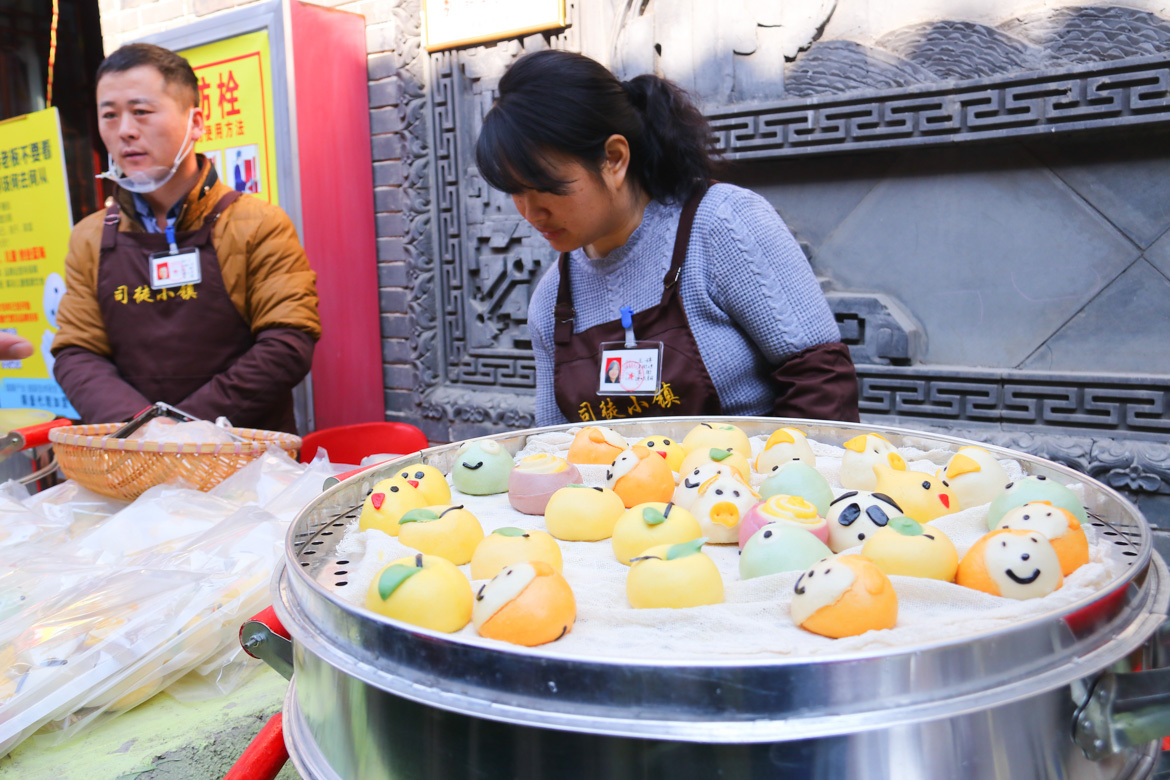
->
[840, 433, 899, 491]
[740, 525, 832, 579]
[760, 461, 833, 516]
[688, 470, 759, 543]
[397, 505, 485, 565]
[508, 454, 582, 515]
[938, 446, 1008, 510]
[957, 529, 1063, 600]
[826, 490, 904, 552]
[873, 464, 958, 524]
[473, 561, 576, 646]
[861, 515, 958, 582]
[986, 475, 1088, 530]
[994, 501, 1088, 577]
[755, 427, 817, 474]
[627, 537, 724, 609]
[740, 494, 827, 548]
[634, 435, 686, 472]
[450, 440, 514, 495]
[606, 446, 676, 508]
[791, 554, 897, 639]
[358, 478, 428, 536]
[544, 484, 626, 541]
[470, 527, 563, 580]
[567, 426, 628, 465]
[678, 447, 751, 482]
[612, 502, 703, 565]
[681, 422, 752, 459]
[673, 461, 735, 509]
[365, 553, 473, 633]
[384, 464, 451, 505]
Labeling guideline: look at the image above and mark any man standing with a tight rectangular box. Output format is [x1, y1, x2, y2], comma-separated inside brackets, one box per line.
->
[52, 44, 320, 433]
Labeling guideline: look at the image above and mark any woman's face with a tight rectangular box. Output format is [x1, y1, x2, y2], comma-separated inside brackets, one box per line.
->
[607, 361, 620, 381]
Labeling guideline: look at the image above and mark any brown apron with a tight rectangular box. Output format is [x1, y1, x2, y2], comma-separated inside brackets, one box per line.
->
[553, 190, 722, 423]
[96, 192, 292, 430]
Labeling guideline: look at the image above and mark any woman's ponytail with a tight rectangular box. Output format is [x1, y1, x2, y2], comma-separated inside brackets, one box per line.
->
[621, 75, 715, 203]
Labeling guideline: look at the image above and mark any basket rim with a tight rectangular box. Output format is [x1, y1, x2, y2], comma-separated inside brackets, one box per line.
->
[48, 422, 302, 455]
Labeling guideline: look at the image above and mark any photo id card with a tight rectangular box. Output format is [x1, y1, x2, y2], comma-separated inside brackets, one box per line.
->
[148, 248, 202, 290]
[598, 342, 663, 396]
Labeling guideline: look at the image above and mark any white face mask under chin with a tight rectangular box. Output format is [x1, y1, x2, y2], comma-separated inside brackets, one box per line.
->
[97, 109, 197, 195]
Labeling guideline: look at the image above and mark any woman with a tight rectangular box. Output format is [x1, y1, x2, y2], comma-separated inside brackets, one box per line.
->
[475, 50, 859, 427]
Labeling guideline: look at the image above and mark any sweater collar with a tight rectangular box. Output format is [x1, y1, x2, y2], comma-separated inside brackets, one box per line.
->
[571, 199, 671, 275]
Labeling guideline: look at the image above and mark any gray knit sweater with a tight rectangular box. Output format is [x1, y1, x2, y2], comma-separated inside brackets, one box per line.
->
[527, 183, 842, 426]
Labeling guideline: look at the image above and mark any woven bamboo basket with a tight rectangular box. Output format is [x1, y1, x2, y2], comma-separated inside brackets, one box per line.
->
[48, 423, 302, 501]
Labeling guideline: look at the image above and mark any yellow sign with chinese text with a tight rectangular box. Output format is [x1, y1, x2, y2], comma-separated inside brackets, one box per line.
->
[0, 107, 77, 416]
[181, 30, 279, 205]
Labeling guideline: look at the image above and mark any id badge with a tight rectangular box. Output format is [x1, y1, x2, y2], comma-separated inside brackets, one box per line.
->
[598, 341, 663, 396]
[148, 248, 202, 290]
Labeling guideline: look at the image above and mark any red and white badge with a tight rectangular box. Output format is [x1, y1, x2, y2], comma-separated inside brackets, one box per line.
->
[148, 248, 202, 290]
[597, 342, 663, 396]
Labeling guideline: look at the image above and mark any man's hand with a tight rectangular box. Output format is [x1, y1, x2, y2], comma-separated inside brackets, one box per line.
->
[0, 333, 34, 360]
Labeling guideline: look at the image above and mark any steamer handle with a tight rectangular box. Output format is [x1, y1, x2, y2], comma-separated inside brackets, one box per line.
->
[3, 418, 72, 451]
[239, 606, 293, 680]
[223, 712, 289, 780]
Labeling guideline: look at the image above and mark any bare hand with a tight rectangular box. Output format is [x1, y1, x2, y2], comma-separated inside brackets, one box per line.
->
[0, 333, 34, 361]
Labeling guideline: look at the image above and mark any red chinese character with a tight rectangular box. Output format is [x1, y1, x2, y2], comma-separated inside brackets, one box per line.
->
[217, 70, 241, 117]
[198, 76, 212, 119]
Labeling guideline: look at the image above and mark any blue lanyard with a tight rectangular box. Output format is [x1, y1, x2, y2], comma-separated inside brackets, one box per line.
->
[620, 305, 636, 347]
[165, 224, 178, 255]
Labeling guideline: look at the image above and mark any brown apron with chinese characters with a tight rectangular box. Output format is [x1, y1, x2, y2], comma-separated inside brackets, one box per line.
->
[95, 192, 292, 430]
[553, 189, 723, 422]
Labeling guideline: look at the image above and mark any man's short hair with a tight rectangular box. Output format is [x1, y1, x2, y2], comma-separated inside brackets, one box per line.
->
[96, 43, 199, 108]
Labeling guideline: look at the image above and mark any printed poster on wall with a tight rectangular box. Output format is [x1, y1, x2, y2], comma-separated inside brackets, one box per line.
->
[0, 107, 78, 416]
[180, 30, 279, 205]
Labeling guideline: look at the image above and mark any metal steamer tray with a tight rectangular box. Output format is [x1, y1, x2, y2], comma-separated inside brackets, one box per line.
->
[274, 418, 1170, 780]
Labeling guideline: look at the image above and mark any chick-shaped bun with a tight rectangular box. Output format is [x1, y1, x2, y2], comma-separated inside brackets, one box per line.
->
[627, 537, 723, 609]
[986, 475, 1087, 530]
[994, 501, 1088, 577]
[740, 525, 832, 579]
[792, 554, 897, 638]
[612, 502, 703, 565]
[759, 461, 834, 516]
[840, 433, 899, 491]
[755, 427, 817, 474]
[939, 446, 1008, 510]
[634, 435, 686, 472]
[678, 447, 751, 482]
[450, 440, 514, 495]
[739, 494, 827, 548]
[508, 454, 582, 515]
[688, 470, 760, 544]
[682, 422, 752, 460]
[957, 528, 1063, 600]
[397, 505, 485, 565]
[861, 515, 959, 582]
[826, 491, 904, 552]
[384, 464, 451, 505]
[673, 461, 735, 509]
[567, 426, 629, 465]
[470, 527, 563, 580]
[473, 561, 576, 646]
[365, 553, 472, 633]
[359, 478, 428, 536]
[544, 484, 626, 541]
[606, 446, 675, 508]
[873, 463, 958, 524]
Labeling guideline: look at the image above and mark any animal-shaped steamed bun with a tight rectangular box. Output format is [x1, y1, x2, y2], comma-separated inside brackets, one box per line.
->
[358, 479, 428, 536]
[994, 501, 1088, 577]
[739, 494, 827, 548]
[673, 461, 735, 509]
[677, 447, 751, 482]
[759, 461, 834, 516]
[740, 525, 832, 579]
[634, 435, 686, 472]
[365, 554, 472, 633]
[473, 561, 576, 646]
[450, 440, 514, 495]
[606, 446, 676, 508]
[384, 464, 451, 505]
[839, 433, 900, 491]
[567, 426, 628, 465]
[986, 475, 1087, 530]
[681, 422, 752, 459]
[873, 463, 957, 524]
[469, 527, 563, 580]
[957, 529, 1063, 600]
[861, 515, 958, 582]
[544, 484, 626, 541]
[627, 538, 724, 609]
[826, 491, 904, 552]
[939, 446, 1008, 510]
[755, 427, 817, 474]
[508, 454, 581, 515]
[687, 471, 759, 543]
[791, 555, 898, 638]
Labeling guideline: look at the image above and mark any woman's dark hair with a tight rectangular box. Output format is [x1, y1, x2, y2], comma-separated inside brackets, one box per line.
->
[475, 50, 716, 203]
[97, 44, 200, 109]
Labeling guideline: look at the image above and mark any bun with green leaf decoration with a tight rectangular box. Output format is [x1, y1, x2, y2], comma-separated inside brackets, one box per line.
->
[364, 553, 473, 632]
[627, 537, 724, 609]
[397, 505, 485, 565]
[611, 501, 702, 565]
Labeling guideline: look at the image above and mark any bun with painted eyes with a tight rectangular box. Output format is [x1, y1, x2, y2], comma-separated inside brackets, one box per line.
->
[937, 446, 1008, 510]
[686, 471, 759, 544]
[826, 490, 903, 552]
[740, 524, 831, 579]
[994, 501, 1088, 577]
[451, 440, 515, 495]
[470, 527, 563, 580]
[872, 463, 958, 524]
[739, 494, 827, 548]
[791, 554, 897, 638]
[606, 446, 675, 508]
[755, 427, 816, 473]
[473, 561, 576, 646]
[986, 475, 1087, 530]
[633, 435, 686, 472]
[957, 528, 1063, 600]
[839, 433, 899, 491]
[677, 446, 751, 482]
[358, 478, 428, 536]
[567, 426, 629, 465]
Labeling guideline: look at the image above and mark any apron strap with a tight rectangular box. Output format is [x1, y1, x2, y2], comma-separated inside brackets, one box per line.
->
[553, 251, 575, 345]
[659, 186, 706, 306]
[190, 190, 243, 243]
[100, 200, 122, 252]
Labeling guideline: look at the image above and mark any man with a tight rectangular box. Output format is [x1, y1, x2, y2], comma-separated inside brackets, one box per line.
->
[52, 44, 320, 433]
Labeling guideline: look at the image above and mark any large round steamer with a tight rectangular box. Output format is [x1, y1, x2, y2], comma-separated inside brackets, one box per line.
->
[276, 418, 1170, 779]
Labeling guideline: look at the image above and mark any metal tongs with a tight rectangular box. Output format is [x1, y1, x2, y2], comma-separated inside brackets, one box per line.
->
[110, 402, 249, 442]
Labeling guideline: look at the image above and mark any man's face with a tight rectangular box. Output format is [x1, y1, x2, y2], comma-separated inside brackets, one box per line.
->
[97, 65, 203, 176]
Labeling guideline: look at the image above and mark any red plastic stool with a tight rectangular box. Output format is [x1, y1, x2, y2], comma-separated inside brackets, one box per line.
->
[299, 421, 428, 465]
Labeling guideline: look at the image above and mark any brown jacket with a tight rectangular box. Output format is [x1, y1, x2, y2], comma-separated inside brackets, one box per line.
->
[52, 158, 321, 430]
